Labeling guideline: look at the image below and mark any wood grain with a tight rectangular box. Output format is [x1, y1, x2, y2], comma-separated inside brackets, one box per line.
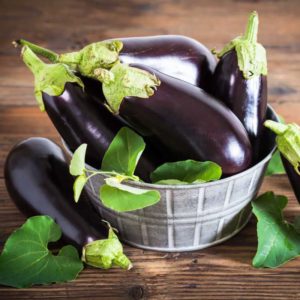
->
[1, 0, 300, 299]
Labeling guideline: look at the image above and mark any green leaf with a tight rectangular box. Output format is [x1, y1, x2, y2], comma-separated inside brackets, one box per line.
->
[102, 62, 161, 113]
[150, 160, 222, 184]
[101, 127, 145, 176]
[0, 216, 83, 288]
[70, 144, 87, 176]
[252, 192, 300, 268]
[99, 182, 160, 212]
[265, 150, 285, 176]
[73, 174, 87, 202]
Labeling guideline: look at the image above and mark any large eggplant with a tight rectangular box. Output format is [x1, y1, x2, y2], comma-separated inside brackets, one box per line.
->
[42, 81, 162, 182]
[211, 12, 267, 160]
[4, 137, 131, 269]
[16, 35, 216, 91]
[101, 63, 253, 175]
[118, 35, 216, 90]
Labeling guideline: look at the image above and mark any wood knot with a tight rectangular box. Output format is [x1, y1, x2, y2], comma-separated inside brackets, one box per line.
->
[128, 285, 146, 300]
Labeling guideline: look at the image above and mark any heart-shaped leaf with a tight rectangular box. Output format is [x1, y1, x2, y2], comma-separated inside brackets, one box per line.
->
[252, 192, 300, 268]
[0, 216, 83, 288]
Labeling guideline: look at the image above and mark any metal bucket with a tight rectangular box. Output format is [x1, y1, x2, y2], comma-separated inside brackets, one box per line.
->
[64, 106, 278, 252]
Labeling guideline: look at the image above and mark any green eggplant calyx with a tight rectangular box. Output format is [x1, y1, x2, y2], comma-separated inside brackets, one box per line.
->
[21, 46, 84, 111]
[102, 62, 161, 114]
[82, 226, 132, 270]
[214, 11, 267, 79]
[94, 68, 115, 84]
[264, 120, 300, 175]
[58, 40, 123, 77]
[15, 39, 59, 63]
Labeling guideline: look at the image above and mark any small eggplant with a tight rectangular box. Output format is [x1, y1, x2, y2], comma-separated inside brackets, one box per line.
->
[264, 120, 300, 204]
[16, 35, 217, 91]
[20, 46, 161, 182]
[102, 63, 253, 175]
[211, 12, 267, 160]
[4, 137, 132, 269]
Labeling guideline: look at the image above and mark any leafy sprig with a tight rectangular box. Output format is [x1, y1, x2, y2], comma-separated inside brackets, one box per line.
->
[70, 127, 160, 212]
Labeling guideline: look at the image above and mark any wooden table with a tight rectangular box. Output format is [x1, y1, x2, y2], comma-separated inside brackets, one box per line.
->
[1, 0, 300, 299]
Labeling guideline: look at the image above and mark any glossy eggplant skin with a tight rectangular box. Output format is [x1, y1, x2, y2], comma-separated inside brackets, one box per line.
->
[282, 155, 300, 204]
[4, 137, 105, 249]
[118, 35, 217, 91]
[42, 82, 161, 182]
[117, 64, 253, 175]
[211, 51, 267, 159]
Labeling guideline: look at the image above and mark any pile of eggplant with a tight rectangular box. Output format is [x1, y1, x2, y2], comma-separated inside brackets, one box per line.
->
[15, 11, 268, 181]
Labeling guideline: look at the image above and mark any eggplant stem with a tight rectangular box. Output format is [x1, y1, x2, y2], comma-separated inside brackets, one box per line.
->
[264, 120, 287, 135]
[244, 11, 259, 43]
[16, 39, 59, 63]
[21, 46, 45, 75]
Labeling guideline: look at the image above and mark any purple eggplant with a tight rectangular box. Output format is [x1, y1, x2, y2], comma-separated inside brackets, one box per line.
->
[16, 35, 216, 91]
[102, 63, 253, 175]
[118, 35, 216, 90]
[4, 137, 132, 269]
[211, 12, 267, 160]
[42, 81, 162, 182]
[17, 46, 162, 182]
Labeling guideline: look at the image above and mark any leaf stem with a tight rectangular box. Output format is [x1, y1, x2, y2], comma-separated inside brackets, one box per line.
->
[264, 120, 288, 135]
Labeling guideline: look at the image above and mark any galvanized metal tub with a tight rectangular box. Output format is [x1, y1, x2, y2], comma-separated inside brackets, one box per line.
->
[64, 106, 278, 252]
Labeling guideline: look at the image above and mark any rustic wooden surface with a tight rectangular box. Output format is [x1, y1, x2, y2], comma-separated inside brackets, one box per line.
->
[1, 0, 300, 299]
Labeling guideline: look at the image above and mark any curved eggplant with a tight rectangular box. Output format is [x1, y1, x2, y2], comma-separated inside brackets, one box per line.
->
[211, 12, 267, 160]
[43, 82, 162, 181]
[118, 35, 216, 90]
[108, 64, 253, 175]
[4, 137, 131, 269]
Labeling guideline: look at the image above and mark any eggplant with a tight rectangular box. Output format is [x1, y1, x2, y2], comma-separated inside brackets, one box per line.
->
[4, 137, 132, 269]
[211, 12, 267, 160]
[19, 46, 161, 182]
[118, 35, 216, 90]
[42, 81, 162, 182]
[16, 35, 216, 91]
[102, 63, 253, 175]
